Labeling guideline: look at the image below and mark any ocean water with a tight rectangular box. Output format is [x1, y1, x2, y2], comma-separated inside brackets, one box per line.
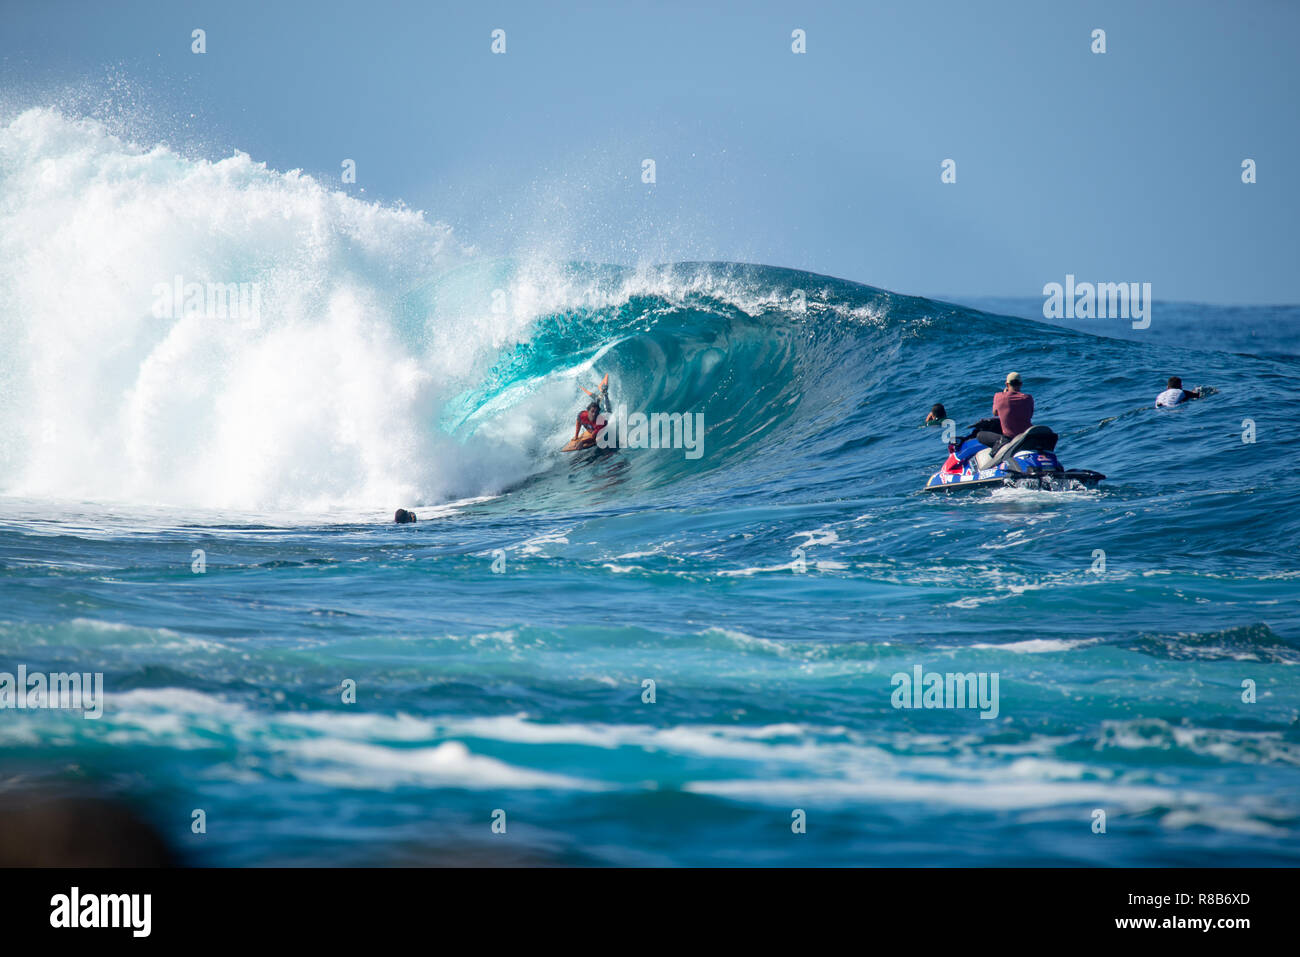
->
[2, 109, 1299, 866]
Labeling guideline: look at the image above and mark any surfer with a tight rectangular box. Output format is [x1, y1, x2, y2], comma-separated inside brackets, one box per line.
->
[1155, 376, 1201, 408]
[572, 377, 611, 447]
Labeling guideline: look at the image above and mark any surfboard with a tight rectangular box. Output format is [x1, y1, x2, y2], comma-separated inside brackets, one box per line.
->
[562, 431, 597, 452]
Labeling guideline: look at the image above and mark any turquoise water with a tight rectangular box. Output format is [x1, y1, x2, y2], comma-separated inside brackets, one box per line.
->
[1, 111, 1298, 865]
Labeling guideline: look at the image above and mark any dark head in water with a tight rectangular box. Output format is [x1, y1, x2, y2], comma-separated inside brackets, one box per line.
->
[1167, 376, 1182, 389]
[926, 403, 946, 425]
[394, 509, 417, 524]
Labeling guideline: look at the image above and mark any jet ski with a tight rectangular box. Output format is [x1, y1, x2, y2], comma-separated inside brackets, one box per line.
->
[923, 425, 1105, 492]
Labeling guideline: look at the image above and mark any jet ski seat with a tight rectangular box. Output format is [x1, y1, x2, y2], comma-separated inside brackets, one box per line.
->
[973, 425, 1059, 470]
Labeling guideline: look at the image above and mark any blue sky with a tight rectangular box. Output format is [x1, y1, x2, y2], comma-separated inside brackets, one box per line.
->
[3, 0, 1297, 302]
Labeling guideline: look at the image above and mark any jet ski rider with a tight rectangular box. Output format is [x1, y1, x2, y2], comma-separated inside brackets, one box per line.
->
[956, 372, 1034, 452]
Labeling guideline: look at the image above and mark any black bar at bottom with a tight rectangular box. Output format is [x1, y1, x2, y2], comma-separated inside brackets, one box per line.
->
[0, 867, 1281, 943]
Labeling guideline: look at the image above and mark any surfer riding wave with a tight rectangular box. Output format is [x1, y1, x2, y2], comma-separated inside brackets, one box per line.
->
[567, 374, 611, 451]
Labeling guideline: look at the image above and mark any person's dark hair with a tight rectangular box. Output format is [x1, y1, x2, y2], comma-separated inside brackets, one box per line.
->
[587, 400, 600, 414]
[394, 509, 417, 524]
[1167, 376, 1182, 389]
[931, 403, 946, 418]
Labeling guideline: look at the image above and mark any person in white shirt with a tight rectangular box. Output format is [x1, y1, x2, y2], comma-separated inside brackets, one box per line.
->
[1155, 376, 1200, 408]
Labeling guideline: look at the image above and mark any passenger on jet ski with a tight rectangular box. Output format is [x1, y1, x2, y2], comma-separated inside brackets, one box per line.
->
[957, 372, 1034, 451]
[1155, 376, 1202, 408]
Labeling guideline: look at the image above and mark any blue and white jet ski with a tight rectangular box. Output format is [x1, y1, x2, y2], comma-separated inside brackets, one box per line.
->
[923, 425, 1105, 492]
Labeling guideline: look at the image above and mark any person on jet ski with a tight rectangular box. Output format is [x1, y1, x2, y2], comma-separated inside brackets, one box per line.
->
[573, 382, 611, 444]
[993, 372, 1034, 434]
[1155, 376, 1201, 408]
[956, 372, 1034, 451]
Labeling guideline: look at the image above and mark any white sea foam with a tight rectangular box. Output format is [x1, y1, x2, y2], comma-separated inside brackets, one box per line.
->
[284, 738, 603, 790]
[969, 637, 1100, 654]
[682, 776, 1191, 811]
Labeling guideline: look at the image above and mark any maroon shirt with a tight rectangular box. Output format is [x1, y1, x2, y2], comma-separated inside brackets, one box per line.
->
[992, 390, 1034, 436]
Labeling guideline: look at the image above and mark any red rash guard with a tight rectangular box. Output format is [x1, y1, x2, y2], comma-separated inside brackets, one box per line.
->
[992, 391, 1034, 436]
